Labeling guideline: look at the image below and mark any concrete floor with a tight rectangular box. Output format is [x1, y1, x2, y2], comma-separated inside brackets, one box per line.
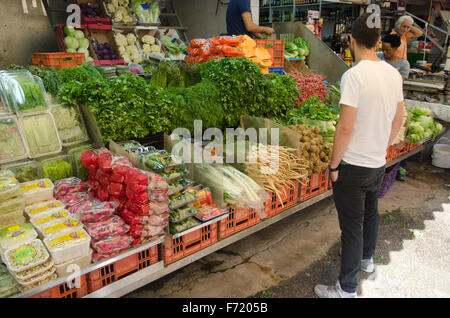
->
[124, 159, 450, 298]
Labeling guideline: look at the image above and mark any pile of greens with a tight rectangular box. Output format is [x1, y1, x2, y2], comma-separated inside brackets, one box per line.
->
[406, 107, 443, 144]
[130, 0, 160, 24]
[200, 57, 299, 128]
[284, 38, 310, 59]
[58, 63, 104, 86]
[281, 96, 338, 124]
[150, 61, 185, 88]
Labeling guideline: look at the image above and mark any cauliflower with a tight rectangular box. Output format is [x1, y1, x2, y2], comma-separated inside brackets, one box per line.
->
[118, 45, 127, 56]
[119, 0, 129, 6]
[133, 54, 143, 64]
[125, 45, 134, 55]
[112, 0, 119, 7]
[150, 44, 161, 53]
[115, 33, 127, 47]
[142, 35, 155, 45]
[118, 6, 128, 15]
[114, 10, 123, 22]
[107, 3, 116, 13]
[142, 44, 151, 55]
[126, 33, 137, 45]
[123, 15, 134, 23]
[122, 53, 131, 64]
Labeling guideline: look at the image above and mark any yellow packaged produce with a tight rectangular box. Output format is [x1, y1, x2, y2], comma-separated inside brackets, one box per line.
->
[43, 229, 91, 264]
[0, 223, 38, 251]
[24, 199, 65, 220]
[13, 259, 54, 281]
[0, 209, 25, 230]
[20, 179, 54, 205]
[0, 194, 25, 216]
[16, 266, 56, 288]
[18, 273, 57, 292]
[0, 177, 21, 202]
[30, 210, 69, 226]
[3, 239, 49, 273]
[35, 217, 82, 239]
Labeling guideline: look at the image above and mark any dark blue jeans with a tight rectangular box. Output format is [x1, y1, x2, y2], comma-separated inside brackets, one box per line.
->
[332, 163, 386, 293]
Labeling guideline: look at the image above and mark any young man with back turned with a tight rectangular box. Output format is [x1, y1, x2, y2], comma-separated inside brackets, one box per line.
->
[314, 13, 405, 298]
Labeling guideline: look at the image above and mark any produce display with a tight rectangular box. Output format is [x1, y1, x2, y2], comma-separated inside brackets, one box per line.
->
[63, 26, 94, 62]
[284, 37, 310, 59]
[168, 190, 197, 210]
[79, 2, 106, 19]
[158, 168, 189, 182]
[85, 215, 130, 240]
[92, 234, 132, 254]
[288, 72, 328, 105]
[50, 104, 88, 146]
[30, 210, 70, 226]
[0, 71, 48, 114]
[137, 33, 164, 59]
[185, 35, 273, 73]
[14, 259, 54, 281]
[168, 178, 193, 196]
[169, 217, 200, 235]
[160, 35, 187, 60]
[41, 156, 73, 183]
[406, 107, 444, 144]
[20, 113, 61, 158]
[194, 205, 227, 222]
[194, 165, 267, 209]
[6, 65, 60, 97]
[43, 229, 91, 264]
[0, 116, 28, 164]
[105, 0, 136, 24]
[130, 0, 160, 24]
[115, 32, 143, 64]
[92, 39, 120, 61]
[0, 223, 38, 251]
[169, 205, 199, 223]
[0, 209, 25, 230]
[288, 125, 333, 176]
[35, 217, 82, 238]
[2, 161, 41, 183]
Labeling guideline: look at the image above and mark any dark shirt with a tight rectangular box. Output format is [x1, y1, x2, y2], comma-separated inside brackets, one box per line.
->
[226, 0, 253, 37]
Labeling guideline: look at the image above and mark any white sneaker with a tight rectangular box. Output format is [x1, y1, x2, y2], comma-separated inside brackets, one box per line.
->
[314, 281, 357, 298]
[361, 257, 375, 273]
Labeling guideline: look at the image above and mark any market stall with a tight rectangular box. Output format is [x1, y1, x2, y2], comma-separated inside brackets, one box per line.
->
[0, 4, 446, 298]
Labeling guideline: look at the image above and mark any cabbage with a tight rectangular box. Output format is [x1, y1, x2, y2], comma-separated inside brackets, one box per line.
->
[78, 38, 89, 49]
[411, 107, 431, 117]
[77, 48, 90, 59]
[64, 26, 76, 37]
[293, 38, 309, 57]
[74, 30, 85, 39]
[64, 36, 79, 49]
[66, 48, 77, 53]
[417, 115, 434, 130]
[407, 122, 424, 135]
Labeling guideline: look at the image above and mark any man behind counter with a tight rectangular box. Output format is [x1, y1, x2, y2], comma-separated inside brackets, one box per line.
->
[226, 0, 275, 38]
[377, 34, 411, 79]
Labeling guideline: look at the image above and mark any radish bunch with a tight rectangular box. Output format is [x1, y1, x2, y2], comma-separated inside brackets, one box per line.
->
[289, 72, 328, 106]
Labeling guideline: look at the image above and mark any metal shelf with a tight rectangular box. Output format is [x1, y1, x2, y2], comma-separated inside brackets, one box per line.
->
[12, 147, 424, 298]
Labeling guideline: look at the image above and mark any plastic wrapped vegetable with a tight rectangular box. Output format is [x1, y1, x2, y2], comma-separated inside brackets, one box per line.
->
[169, 190, 197, 210]
[85, 215, 129, 240]
[0, 176, 21, 202]
[67, 144, 93, 180]
[70, 200, 117, 223]
[0, 116, 28, 164]
[24, 200, 65, 220]
[20, 178, 54, 206]
[131, 0, 160, 24]
[3, 239, 49, 273]
[0, 194, 25, 217]
[122, 209, 168, 226]
[92, 234, 132, 254]
[2, 161, 41, 183]
[169, 205, 199, 223]
[20, 113, 61, 157]
[194, 205, 227, 222]
[169, 217, 201, 234]
[42, 156, 73, 182]
[54, 177, 89, 199]
[50, 105, 88, 146]
[58, 191, 91, 210]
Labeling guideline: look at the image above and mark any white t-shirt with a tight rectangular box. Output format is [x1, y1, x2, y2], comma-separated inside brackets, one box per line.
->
[339, 59, 404, 168]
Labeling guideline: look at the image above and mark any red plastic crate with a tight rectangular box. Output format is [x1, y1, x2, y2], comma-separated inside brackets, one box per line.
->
[30, 274, 89, 298]
[394, 141, 409, 158]
[255, 39, 285, 68]
[87, 244, 160, 293]
[262, 181, 299, 219]
[299, 170, 329, 202]
[408, 142, 421, 151]
[73, 0, 111, 25]
[32, 52, 86, 70]
[219, 205, 261, 239]
[163, 222, 218, 265]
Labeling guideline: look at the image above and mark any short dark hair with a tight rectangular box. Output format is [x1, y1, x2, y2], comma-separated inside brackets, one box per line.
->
[382, 34, 401, 48]
[351, 13, 381, 49]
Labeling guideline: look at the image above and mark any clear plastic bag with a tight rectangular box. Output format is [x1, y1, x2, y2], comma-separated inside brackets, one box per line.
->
[92, 234, 132, 254]
[54, 177, 90, 199]
[85, 215, 129, 240]
[70, 199, 117, 223]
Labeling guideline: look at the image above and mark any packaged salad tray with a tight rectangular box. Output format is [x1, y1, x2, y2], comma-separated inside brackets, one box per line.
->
[43, 228, 91, 264]
[0, 223, 38, 251]
[20, 178, 54, 205]
[3, 239, 50, 274]
[24, 200, 65, 220]
[0, 176, 21, 202]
